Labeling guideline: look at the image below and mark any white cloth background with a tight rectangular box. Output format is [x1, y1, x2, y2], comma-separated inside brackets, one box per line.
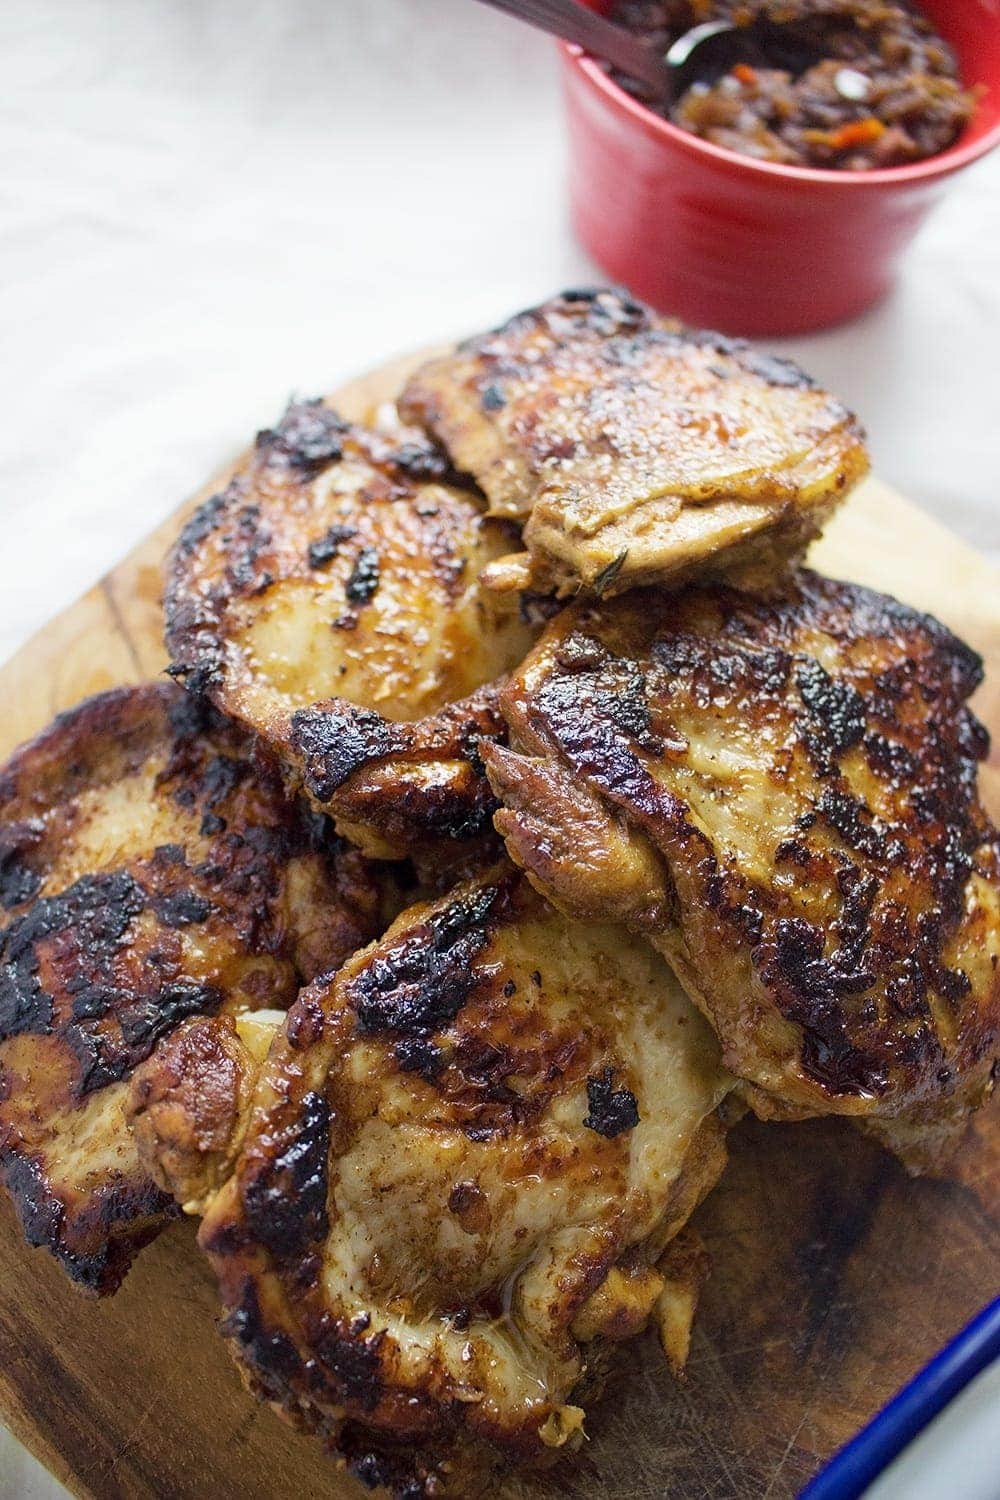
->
[0, 1, 998, 1495]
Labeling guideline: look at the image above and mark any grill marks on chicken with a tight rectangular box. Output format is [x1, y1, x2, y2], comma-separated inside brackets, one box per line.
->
[485, 572, 1000, 1164]
[400, 288, 869, 599]
[164, 400, 538, 866]
[179, 868, 731, 1496]
[0, 683, 383, 1291]
[4, 290, 998, 1496]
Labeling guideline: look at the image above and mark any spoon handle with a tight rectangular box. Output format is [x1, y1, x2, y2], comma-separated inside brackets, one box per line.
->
[472, 0, 671, 97]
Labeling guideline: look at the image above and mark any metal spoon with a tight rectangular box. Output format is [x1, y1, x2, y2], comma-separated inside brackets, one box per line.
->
[471, 0, 844, 105]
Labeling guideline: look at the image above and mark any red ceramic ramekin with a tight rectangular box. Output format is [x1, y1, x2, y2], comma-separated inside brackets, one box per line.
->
[562, 0, 1000, 334]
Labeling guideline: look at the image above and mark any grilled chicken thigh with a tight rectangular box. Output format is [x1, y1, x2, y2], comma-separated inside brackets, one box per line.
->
[484, 572, 1000, 1168]
[132, 867, 732, 1496]
[165, 401, 537, 867]
[400, 288, 869, 599]
[0, 683, 382, 1291]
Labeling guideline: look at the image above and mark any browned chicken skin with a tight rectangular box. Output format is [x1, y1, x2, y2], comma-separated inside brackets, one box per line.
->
[134, 867, 732, 1496]
[484, 571, 1000, 1168]
[127, 1010, 279, 1216]
[0, 683, 383, 1291]
[2, 290, 995, 1499]
[164, 401, 537, 868]
[400, 289, 869, 599]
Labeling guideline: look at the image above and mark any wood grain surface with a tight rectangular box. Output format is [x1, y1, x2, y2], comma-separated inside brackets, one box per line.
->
[0, 352, 997, 1500]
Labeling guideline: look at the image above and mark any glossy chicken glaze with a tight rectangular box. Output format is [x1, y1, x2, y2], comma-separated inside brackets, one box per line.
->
[486, 571, 1000, 1168]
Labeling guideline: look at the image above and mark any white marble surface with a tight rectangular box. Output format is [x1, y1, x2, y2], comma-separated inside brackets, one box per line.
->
[1, 1, 998, 1496]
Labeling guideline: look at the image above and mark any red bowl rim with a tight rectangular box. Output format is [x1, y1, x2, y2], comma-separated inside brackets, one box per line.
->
[562, 41, 1000, 188]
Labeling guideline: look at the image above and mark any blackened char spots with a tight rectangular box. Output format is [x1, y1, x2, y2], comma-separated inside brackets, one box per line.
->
[241, 1090, 331, 1261]
[152, 843, 186, 866]
[166, 655, 223, 700]
[222, 1279, 304, 1390]
[318, 1322, 385, 1411]
[803, 571, 982, 705]
[927, 823, 976, 915]
[0, 1149, 174, 1293]
[863, 733, 916, 783]
[0, 1152, 63, 1258]
[550, 286, 648, 337]
[166, 685, 213, 742]
[256, 399, 348, 472]
[830, 867, 879, 991]
[540, 648, 662, 756]
[583, 1067, 640, 1138]
[652, 632, 792, 700]
[761, 916, 886, 1095]
[394, 1036, 445, 1080]
[349, 881, 512, 1037]
[290, 705, 398, 801]
[643, 324, 816, 391]
[0, 872, 145, 1041]
[0, 858, 41, 911]
[817, 787, 889, 863]
[224, 504, 273, 595]
[68, 980, 222, 1098]
[345, 547, 381, 606]
[460, 286, 647, 355]
[387, 440, 465, 486]
[924, 626, 984, 703]
[65, 1022, 133, 1096]
[767, 916, 828, 994]
[956, 707, 991, 763]
[308, 524, 357, 571]
[347, 1442, 433, 1500]
[739, 348, 815, 391]
[175, 492, 229, 558]
[119, 980, 221, 1055]
[153, 890, 212, 928]
[796, 659, 867, 760]
[0, 819, 45, 911]
[530, 660, 674, 823]
[200, 754, 247, 809]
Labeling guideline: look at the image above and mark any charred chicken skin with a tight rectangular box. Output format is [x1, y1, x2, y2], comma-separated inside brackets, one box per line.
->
[132, 867, 732, 1496]
[2, 289, 996, 1499]
[0, 683, 383, 1292]
[484, 571, 1000, 1169]
[164, 400, 537, 867]
[400, 288, 869, 600]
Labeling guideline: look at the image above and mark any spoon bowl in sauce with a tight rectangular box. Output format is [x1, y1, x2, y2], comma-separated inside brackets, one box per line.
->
[472, 1, 819, 105]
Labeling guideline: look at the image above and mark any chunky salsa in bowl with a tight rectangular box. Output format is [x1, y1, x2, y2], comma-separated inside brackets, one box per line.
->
[607, 0, 977, 170]
[560, 0, 1000, 333]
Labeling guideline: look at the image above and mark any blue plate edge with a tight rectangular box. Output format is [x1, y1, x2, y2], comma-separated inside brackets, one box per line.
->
[797, 1295, 1000, 1500]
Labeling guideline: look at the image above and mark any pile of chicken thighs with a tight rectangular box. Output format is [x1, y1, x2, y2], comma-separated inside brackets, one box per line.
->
[1, 289, 997, 1498]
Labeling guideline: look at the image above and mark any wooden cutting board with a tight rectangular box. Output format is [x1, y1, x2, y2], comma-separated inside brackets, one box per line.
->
[1, 351, 998, 1500]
